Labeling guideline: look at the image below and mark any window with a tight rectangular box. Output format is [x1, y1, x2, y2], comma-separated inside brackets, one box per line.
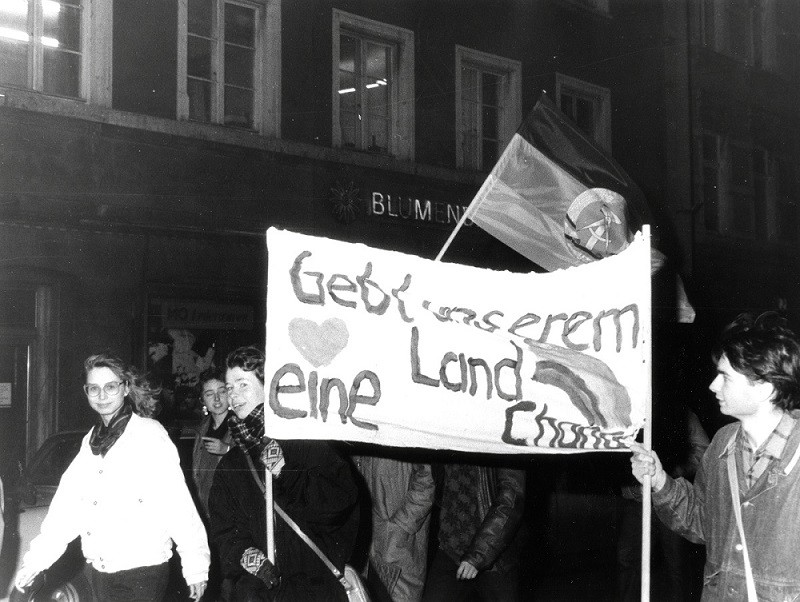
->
[701, 133, 798, 242]
[0, 0, 83, 98]
[177, 0, 280, 134]
[556, 74, 612, 152]
[701, 0, 793, 76]
[332, 10, 414, 160]
[455, 46, 521, 171]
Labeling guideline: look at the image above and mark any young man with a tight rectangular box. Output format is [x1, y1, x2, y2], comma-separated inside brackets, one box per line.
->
[208, 346, 359, 601]
[630, 313, 800, 600]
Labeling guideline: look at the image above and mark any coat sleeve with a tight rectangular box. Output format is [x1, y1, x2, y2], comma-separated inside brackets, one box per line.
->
[652, 454, 708, 545]
[21, 450, 86, 575]
[389, 463, 435, 535]
[151, 428, 210, 586]
[208, 454, 261, 578]
[462, 467, 525, 571]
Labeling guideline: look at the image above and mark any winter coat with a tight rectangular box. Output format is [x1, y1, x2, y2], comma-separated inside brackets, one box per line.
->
[653, 410, 800, 601]
[209, 439, 359, 601]
[354, 456, 434, 601]
[191, 413, 233, 519]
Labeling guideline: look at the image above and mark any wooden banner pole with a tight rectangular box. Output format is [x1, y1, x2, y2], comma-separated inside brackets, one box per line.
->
[266, 472, 275, 563]
[641, 225, 653, 602]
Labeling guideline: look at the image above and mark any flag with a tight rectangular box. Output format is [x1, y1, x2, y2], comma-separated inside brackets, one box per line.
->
[467, 92, 694, 321]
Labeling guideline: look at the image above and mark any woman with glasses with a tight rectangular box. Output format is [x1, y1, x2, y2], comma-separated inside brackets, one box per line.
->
[192, 367, 233, 519]
[14, 353, 210, 601]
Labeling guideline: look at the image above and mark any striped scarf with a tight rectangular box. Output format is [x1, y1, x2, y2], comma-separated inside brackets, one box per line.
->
[229, 404, 285, 475]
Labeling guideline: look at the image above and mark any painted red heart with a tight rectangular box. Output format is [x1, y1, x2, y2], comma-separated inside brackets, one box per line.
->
[288, 318, 349, 367]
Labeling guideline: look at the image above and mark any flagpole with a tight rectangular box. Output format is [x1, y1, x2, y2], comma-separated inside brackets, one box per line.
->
[435, 199, 475, 262]
[641, 225, 653, 602]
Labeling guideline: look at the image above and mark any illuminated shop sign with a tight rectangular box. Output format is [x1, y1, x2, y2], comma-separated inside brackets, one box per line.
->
[367, 192, 472, 226]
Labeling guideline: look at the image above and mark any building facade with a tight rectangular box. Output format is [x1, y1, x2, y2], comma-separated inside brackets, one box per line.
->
[0, 0, 798, 473]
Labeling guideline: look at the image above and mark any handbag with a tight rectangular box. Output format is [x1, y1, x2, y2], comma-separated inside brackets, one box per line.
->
[243, 451, 371, 601]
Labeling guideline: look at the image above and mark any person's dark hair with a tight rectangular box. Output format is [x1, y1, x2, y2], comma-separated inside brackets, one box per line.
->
[84, 353, 161, 417]
[198, 365, 227, 390]
[225, 346, 265, 383]
[713, 312, 800, 411]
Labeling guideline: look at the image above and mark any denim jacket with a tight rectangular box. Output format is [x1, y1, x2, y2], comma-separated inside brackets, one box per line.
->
[652, 410, 800, 602]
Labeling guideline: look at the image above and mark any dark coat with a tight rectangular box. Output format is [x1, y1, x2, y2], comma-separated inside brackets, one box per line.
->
[209, 439, 359, 601]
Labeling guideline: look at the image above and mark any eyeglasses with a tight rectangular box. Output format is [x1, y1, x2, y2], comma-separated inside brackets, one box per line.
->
[202, 387, 228, 401]
[84, 381, 126, 398]
[224, 382, 250, 395]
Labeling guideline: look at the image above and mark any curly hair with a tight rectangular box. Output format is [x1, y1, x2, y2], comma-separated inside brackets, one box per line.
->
[225, 346, 265, 383]
[713, 312, 800, 412]
[84, 353, 161, 418]
[198, 365, 227, 390]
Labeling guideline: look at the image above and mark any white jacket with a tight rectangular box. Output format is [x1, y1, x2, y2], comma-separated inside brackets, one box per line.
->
[22, 414, 210, 585]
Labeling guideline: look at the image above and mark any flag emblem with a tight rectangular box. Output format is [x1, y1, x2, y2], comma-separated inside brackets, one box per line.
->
[565, 187, 631, 261]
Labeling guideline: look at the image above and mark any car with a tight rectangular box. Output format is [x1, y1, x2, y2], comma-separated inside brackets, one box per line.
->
[1, 427, 199, 602]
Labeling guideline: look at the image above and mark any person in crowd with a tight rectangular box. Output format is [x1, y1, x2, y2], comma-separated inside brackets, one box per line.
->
[352, 452, 435, 601]
[193, 366, 234, 601]
[14, 352, 209, 601]
[208, 346, 359, 601]
[193, 367, 234, 519]
[422, 458, 526, 601]
[631, 312, 800, 600]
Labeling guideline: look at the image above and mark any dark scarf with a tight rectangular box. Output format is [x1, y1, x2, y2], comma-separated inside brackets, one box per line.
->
[89, 401, 133, 457]
[229, 404, 284, 473]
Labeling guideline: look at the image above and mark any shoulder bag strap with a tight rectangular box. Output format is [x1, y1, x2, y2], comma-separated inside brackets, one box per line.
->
[726, 450, 758, 602]
[242, 449, 346, 582]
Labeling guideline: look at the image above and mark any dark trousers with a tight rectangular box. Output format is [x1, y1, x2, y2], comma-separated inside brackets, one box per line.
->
[87, 562, 169, 602]
[422, 548, 520, 602]
[617, 497, 704, 602]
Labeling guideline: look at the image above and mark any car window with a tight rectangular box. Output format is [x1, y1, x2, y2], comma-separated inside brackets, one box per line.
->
[28, 436, 83, 487]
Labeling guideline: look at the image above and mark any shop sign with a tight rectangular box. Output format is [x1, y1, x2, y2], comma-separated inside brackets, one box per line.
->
[160, 300, 253, 330]
[367, 192, 472, 227]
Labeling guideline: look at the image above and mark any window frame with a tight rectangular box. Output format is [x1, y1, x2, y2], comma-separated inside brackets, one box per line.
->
[176, 0, 281, 136]
[0, 0, 110, 105]
[555, 73, 612, 152]
[332, 9, 414, 160]
[454, 45, 521, 172]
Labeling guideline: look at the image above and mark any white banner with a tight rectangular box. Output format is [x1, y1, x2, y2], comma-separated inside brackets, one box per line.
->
[264, 228, 650, 454]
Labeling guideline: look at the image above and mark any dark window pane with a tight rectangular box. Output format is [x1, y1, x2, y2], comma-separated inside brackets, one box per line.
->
[188, 0, 214, 37]
[481, 72, 498, 107]
[0, 289, 36, 327]
[340, 111, 357, 148]
[575, 97, 595, 135]
[43, 3, 81, 52]
[188, 78, 212, 122]
[560, 94, 576, 121]
[363, 41, 387, 81]
[43, 49, 80, 97]
[482, 139, 497, 170]
[367, 115, 388, 153]
[224, 85, 253, 128]
[730, 191, 754, 236]
[365, 83, 387, 119]
[188, 36, 213, 79]
[225, 44, 253, 89]
[339, 35, 357, 77]
[0, 39, 28, 87]
[482, 105, 498, 140]
[225, 3, 255, 48]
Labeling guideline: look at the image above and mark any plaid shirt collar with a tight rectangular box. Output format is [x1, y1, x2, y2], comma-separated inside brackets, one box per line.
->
[736, 411, 796, 489]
